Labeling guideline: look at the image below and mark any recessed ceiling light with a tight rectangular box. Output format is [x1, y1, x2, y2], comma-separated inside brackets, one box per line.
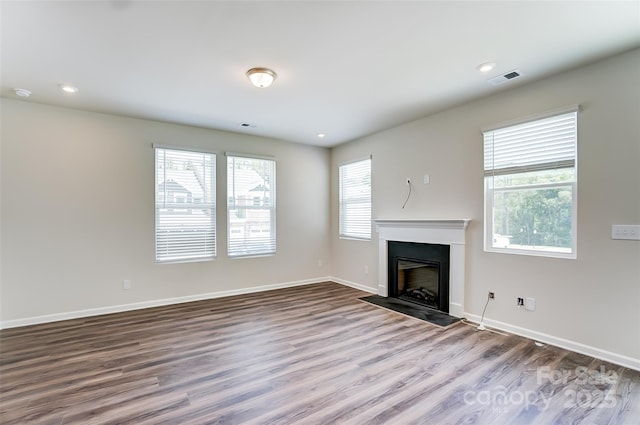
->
[477, 62, 496, 73]
[58, 84, 79, 94]
[317, 133, 326, 139]
[13, 88, 31, 97]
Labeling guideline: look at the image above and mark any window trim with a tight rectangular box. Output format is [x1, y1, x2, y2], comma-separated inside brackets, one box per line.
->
[153, 143, 218, 155]
[483, 107, 578, 259]
[339, 156, 372, 241]
[226, 154, 277, 258]
[155, 146, 216, 263]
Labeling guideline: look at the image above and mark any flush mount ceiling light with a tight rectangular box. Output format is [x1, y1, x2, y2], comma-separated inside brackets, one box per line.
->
[58, 84, 79, 94]
[246, 67, 277, 88]
[13, 88, 31, 97]
[317, 133, 326, 139]
[477, 62, 496, 73]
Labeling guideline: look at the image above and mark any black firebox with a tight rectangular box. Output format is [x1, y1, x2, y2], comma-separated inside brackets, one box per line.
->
[388, 241, 450, 313]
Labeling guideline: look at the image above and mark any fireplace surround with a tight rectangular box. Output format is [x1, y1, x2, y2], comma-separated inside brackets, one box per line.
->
[373, 219, 470, 318]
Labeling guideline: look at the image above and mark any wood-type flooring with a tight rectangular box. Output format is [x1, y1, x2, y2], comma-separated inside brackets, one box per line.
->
[1, 282, 639, 424]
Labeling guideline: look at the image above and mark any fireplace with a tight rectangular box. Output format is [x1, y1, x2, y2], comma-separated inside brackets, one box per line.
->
[388, 241, 450, 313]
[373, 219, 470, 318]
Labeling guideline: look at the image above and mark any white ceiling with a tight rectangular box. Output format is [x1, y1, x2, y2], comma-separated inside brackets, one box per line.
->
[2, 1, 639, 147]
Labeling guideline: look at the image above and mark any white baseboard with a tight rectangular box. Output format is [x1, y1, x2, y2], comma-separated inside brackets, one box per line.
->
[449, 302, 463, 319]
[329, 277, 378, 294]
[465, 313, 640, 372]
[6, 280, 635, 373]
[0, 277, 332, 330]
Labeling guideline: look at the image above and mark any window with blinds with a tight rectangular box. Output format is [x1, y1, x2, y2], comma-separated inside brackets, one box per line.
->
[483, 108, 577, 258]
[339, 158, 372, 240]
[155, 147, 216, 262]
[227, 155, 276, 257]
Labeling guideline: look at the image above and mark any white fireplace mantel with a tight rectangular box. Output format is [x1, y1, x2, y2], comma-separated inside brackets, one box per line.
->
[373, 219, 471, 318]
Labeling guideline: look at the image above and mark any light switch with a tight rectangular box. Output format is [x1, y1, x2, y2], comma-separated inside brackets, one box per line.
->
[612, 225, 640, 240]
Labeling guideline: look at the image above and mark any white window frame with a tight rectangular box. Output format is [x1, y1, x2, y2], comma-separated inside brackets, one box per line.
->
[154, 146, 216, 263]
[226, 153, 276, 258]
[483, 107, 578, 259]
[339, 157, 372, 240]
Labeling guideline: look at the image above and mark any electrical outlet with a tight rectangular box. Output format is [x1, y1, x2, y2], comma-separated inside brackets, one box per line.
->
[364, 265, 369, 274]
[488, 291, 495, 299]
[123, 279, 131, 290]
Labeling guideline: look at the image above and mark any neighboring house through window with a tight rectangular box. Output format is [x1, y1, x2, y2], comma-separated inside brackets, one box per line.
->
[339, 157, 372, 240]
[155, 147, 216, 262]
[227, 154, 276, 257]
[483, 107, 578, 258]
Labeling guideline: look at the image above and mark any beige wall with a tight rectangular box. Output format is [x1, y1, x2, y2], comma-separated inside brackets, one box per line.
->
[331, 49, 640, 362]
[0, 100, 331, 322]
[2, 48, 638, 366]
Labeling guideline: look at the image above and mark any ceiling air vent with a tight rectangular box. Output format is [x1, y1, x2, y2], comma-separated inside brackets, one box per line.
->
[488, 70, 522, 86]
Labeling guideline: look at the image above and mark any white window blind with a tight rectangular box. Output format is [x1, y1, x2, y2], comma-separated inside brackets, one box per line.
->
[483, 108, 577, 258]
[484, 111, 577, 176]
[227, 155, 276, 257]
[339, 158, 372, 239]
[155, 147, 216, 262]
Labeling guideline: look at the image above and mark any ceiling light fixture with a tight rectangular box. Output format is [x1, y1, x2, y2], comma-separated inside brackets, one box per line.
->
[246, 67, 277, 88]
[13, 88, 31, 97]
[477, 62, 496, 73]
[317, 133, 326, 139]
[58, 84, 79, 94]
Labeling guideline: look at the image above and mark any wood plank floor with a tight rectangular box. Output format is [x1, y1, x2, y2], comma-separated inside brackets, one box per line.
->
[1, 282, 639, 425]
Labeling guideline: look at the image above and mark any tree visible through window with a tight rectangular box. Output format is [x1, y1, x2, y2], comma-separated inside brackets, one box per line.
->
[484, 109, 577, 258]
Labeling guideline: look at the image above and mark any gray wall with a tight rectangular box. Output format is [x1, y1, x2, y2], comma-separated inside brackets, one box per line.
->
[330, 49, 640, 363]
[0, 100, 331, 322]
[2, 48, 638, 367]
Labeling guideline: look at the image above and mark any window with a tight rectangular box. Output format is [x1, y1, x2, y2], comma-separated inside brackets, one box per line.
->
[155, 147, 216, 262]
[227, 154, 276, 257]
[483, 108, 578, 258]
[339, 157, 372, 239]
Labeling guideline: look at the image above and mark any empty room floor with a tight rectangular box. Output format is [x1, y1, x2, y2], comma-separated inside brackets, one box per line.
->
[1, 282, 639, 424]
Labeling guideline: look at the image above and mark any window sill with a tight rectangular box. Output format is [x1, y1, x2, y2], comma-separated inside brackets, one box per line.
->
[339, 236, 372, 242]
[156, 257, 216, 264]
[229, 253, 276, 260]
[484, 246, 576, 260]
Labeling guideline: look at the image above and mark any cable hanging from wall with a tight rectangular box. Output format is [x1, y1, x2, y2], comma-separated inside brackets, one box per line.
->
[402, 178, 412, 209]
